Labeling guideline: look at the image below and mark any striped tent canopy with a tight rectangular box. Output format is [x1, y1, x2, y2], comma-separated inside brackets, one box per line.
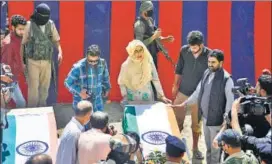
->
[1, 1, 271, 104]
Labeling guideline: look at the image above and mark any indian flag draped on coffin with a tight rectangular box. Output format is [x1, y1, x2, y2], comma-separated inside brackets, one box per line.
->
[2, 107, 58, 164]
[122, 102, 181, 157]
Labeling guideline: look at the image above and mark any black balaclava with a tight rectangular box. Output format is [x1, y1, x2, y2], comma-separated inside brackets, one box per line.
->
[139, 1, 154, 18]
[31, 3, 50, 26]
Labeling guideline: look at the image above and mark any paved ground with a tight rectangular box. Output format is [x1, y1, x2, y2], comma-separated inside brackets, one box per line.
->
[53, 102, 123, 130]
[53, 102, 207, 164]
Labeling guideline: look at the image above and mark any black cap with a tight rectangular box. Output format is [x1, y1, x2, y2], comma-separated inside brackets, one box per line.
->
[31, 3, 50, 26]
[217, 129, 241, 147]
[165, 135, 186, 157]
[36, 3, 51, 16]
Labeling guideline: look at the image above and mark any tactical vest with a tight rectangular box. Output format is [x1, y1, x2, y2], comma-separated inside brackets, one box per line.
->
[25, 21, 54, 61]
[134, 17, 159, 56]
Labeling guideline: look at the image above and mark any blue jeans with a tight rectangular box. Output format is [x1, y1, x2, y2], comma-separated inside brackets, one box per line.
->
[11, 82, 26, 108]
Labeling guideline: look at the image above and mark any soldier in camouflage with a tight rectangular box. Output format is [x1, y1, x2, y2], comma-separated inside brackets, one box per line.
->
[20, 3, 63, 107]
[134, 0, 174, 69]
[218, 129, 259, 164]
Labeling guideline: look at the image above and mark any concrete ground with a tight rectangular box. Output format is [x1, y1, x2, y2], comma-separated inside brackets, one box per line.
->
[53, 102, 123, 130]
[53, 102, 207, 164]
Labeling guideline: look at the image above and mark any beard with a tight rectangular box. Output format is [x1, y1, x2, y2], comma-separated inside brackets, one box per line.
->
[14, 31, 23, 38]
[209, 64, 222, 72]
[209, 66, 219, 72]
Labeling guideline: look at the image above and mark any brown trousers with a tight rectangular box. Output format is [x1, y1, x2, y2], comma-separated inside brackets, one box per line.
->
[173, 92, 202, 134]
[27, 59, 51, 107]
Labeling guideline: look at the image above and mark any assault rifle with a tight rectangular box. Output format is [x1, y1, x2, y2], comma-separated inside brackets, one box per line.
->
[155, 38, 176, 67]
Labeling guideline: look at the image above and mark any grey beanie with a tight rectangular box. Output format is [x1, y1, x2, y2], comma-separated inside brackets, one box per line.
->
[139, 1, 153, 13]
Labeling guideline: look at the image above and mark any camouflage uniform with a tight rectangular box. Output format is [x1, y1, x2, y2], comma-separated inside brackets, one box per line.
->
[223, 151, 259, 164]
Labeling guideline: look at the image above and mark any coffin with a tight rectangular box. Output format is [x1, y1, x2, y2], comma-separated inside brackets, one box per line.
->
[2, 107, 57, 164]
[122, 102, 189, 162]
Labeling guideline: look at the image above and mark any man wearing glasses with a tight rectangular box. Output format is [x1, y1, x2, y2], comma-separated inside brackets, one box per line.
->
[65, 44, 111, 112]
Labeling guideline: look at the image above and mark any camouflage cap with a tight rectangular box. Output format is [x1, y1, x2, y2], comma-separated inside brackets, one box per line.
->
[139, 1, 153, 13]
[109, 133, 137, 154]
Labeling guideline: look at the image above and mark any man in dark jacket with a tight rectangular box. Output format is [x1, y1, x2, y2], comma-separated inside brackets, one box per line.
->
[171, 49, 235, 164]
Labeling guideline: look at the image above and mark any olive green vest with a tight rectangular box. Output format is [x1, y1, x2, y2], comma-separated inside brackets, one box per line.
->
[25, 21, 54, 61]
